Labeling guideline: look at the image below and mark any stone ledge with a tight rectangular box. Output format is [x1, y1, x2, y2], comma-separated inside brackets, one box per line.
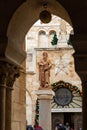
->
[34, 47, 73, 51]
[35, 89, 55, 95]
[51, 108, 82, 112]
[35, 90, 55, 100]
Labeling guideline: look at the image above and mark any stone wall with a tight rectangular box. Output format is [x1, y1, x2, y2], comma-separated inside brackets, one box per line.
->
[12, 70, 26, 130]
[36, 48, 81, 89]
[26, 48, 82, 126]
[25, 15, 81, 127]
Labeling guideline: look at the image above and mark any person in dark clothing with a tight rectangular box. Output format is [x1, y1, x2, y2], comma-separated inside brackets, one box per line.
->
[55, 123, 66, 130]
[58, 124, 66, 130]
[55, 122, 60, 130]
[33, 125, 36, 130]
[26, 125, 33, 130]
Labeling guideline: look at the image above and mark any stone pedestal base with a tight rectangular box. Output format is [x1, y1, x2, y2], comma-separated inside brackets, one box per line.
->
[35, 90, 54, 130]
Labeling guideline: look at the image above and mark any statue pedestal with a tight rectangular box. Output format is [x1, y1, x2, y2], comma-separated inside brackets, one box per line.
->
[35, 90, 54, 130]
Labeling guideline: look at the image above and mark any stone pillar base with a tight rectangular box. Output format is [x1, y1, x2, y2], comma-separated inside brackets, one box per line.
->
[35, 90, 54, 130]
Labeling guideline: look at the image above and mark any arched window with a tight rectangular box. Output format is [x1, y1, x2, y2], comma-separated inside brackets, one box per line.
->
[49, 30, 56, 47]
[38, 30, 48, 48]
[49, 30, 56, 36]
[39, 31, 46, 35]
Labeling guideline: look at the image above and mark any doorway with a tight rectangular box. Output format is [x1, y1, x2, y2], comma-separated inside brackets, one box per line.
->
[52, 112, 82, 130]
[64, 113, 74, 127]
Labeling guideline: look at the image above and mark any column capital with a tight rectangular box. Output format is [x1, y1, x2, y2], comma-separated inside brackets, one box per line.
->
[6, 65, 20, 90]
[0, 61, 20, 89]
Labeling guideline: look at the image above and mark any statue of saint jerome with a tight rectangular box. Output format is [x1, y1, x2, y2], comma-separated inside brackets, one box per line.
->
[38, 52, 52, 89]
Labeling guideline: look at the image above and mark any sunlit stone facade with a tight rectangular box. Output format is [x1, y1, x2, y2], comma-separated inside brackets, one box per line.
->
[26, 15, 82, 129]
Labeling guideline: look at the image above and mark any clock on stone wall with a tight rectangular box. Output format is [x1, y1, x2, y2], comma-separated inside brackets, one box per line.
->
[54, 87, 73, 107]
[51, 81, 82, 108]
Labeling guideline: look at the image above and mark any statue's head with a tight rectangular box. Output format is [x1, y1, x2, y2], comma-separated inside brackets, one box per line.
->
[43, 51, 48, 56]
[43, 51, 48, 60]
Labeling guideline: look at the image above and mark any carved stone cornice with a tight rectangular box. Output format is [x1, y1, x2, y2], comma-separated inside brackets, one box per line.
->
[0, 61, 20, 89]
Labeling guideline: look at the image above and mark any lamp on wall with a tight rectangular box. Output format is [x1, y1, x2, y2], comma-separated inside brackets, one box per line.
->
[39, 2, 52, 23]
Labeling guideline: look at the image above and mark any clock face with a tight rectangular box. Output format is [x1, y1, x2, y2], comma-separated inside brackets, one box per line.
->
[54, 88, 73, 106]
[51, 81, 82, 109]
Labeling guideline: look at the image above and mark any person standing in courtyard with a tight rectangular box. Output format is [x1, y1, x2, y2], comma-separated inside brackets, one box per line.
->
[64, 122, 70, 130]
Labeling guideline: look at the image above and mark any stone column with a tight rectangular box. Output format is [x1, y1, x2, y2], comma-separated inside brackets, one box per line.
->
[70, 34, 87, 130]
[35, 90, 54, 130]
[76, 77, 87, 130]
[0, 61, 20, 130]
[82, 81, 87, 130]
[5, 65, 20, 130]
[78, 73, 87, 130]
[0, 62, 9, 130]
[5, 87, 13, 130]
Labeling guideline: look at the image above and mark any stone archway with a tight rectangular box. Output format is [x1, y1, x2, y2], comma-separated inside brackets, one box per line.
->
[5, 1, 73, 130]
[6, 0, 73, 66]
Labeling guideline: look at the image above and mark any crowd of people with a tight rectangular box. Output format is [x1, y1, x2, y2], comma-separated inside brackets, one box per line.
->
[26, 123, 43, 130]
[54, 122, 74, 130]
[26, 122, 82, 130]
[26, 122, 71, 130]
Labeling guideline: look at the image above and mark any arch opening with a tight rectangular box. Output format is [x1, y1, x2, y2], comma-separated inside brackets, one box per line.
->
[6, 0, 73, 66]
